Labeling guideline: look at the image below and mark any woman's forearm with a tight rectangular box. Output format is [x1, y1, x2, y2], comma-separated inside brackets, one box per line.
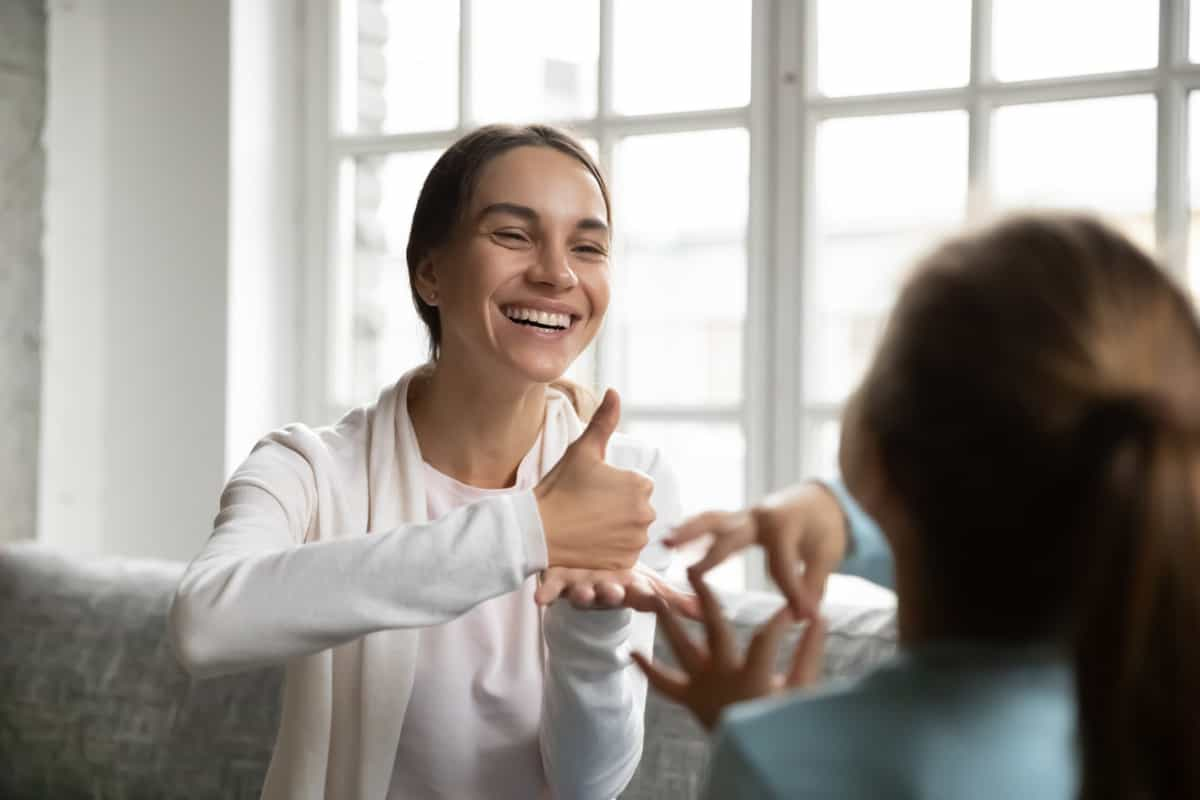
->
[169, 447, 546, 678]
[539, 603, 654, 800]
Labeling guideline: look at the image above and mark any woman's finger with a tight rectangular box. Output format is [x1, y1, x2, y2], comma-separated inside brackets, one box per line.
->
[568, 582, 597, 608]
[593, 581, 626, 607]
[688, 569, 736, 668]
[652, 598, 707, 673]
[535, 570, 567, 605]
[630, 651, 689, 703]
[744, 606, 795, 681]
[786, 617, 827, 688]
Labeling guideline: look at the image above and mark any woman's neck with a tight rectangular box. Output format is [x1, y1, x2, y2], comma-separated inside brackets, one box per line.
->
[406, 361, 548, 489]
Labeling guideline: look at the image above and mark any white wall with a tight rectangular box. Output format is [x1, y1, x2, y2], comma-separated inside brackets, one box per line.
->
[40, 0, 105, 553]
[226, 0, 301, 476]
[41, 0, 232, 560]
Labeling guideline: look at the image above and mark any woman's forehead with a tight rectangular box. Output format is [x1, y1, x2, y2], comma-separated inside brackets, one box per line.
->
[470, 146, 607, 221]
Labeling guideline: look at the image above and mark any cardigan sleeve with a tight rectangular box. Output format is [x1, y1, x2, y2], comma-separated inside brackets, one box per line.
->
[168, 438, 548, 679]
[538, 443, 680, 800]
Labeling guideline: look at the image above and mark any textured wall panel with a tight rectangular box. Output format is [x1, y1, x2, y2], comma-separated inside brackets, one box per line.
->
[0, 0, 45, 543]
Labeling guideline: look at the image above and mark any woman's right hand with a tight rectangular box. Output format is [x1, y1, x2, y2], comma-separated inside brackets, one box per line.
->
[665, 482, 850, 619]
[535, 389, 655, 571]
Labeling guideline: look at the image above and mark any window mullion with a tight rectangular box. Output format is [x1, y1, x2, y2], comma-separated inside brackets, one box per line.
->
[458, 0, 472, 129]
[967, 0, 993, 221]
[599, 0, 614, 121]
[746, 0, 775, 508]
[1158, 0, 1189, 277]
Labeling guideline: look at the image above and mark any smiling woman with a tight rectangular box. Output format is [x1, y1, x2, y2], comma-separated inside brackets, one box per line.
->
[168, 124, 695, 800]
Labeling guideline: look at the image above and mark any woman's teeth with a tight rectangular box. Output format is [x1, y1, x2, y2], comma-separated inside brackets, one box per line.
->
[502, 306, 572, 330]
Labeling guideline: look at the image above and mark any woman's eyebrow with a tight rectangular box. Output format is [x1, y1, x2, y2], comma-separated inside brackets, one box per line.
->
[477, 202, 538, 223]
[576, 217, 609, 235]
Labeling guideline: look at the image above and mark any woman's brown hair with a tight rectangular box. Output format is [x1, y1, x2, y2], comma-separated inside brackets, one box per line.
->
[854, 213, 1200, 798]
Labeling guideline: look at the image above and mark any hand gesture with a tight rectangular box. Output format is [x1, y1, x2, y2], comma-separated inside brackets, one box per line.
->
[665, 482, 848, 618]
[534, 389, 656, 571]
[534, 562, 702, 620]
[632, 570, 826, 731]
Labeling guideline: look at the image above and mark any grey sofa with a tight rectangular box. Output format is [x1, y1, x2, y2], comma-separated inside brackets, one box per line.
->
[0, 543, 896, 799]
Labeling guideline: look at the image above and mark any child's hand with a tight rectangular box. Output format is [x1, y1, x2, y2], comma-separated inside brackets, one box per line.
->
[631, 570, 825, 731]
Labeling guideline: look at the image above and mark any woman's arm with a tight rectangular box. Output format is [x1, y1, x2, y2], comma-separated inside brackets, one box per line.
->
[168, 439, 546, 679]
[537, 445, 679, 800]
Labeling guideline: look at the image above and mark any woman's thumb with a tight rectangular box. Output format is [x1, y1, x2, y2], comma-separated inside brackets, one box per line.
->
[574, 388, 620, 457]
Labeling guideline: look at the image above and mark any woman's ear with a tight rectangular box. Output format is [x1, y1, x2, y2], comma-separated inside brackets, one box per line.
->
[414, 253, 440, 307]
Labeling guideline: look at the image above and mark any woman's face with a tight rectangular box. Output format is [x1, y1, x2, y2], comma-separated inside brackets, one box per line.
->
[419, 145, 611, 385]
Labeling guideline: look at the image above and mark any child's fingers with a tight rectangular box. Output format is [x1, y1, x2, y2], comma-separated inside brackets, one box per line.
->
[665, 511, 728, 546]
[786, 617, 827, 689]
[631, 651, 690, 703]
[688, 569, 736, 668]
[744, 606, 795, 679]
[765, 542, 818, 620]
[652, 598, 707, 673]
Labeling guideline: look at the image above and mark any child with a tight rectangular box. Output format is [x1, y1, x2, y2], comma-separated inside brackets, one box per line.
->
[639, 213, 1200, 799]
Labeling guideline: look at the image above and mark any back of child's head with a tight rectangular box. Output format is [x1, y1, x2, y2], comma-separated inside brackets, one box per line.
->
[855, 213, 1200, 799]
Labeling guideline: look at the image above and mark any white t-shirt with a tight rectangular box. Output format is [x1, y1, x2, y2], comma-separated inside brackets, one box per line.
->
[389, 437, 548, 799]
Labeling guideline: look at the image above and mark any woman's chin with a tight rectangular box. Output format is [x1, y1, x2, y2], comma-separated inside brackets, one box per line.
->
[503, 352, 575, 385]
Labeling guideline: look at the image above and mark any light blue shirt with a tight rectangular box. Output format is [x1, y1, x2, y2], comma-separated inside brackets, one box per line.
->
[700, 479, 1079, 800]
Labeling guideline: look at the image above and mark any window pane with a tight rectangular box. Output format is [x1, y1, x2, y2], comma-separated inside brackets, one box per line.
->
[353, 1, 459, 134]
[807, 111, 968, 406]
[993, 95, 1156, 251]
[993, 0, 1158, 82]
[612, 129, 748, 406]
[803, 416, 842, 480]
[612, 0, 750, 115]
[349, 151, 442, 404]
[816, 0, 969, 96]
[470, 0, 599, 124]
[625, 419, 746, 590]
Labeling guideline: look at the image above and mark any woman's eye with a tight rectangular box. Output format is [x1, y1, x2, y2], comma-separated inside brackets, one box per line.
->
[574, 244, 608, 257]
[495, 230, 531, 245]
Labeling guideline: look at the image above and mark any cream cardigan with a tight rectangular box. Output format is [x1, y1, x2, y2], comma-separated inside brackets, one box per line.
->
[168, 370, 677, 799]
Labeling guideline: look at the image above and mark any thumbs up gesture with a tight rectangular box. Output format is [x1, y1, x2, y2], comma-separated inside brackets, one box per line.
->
[534, 389, 656, 571]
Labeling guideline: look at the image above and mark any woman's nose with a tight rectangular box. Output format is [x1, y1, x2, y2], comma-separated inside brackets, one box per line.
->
[528, 246, 579, 290]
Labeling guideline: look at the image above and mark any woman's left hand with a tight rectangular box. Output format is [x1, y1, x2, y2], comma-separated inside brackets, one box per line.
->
[631, 570, 826, 731]
[535, 562, 702, 620]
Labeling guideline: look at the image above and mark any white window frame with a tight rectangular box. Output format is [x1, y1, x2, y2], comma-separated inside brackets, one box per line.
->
[299, 0, 1200, 591]
[771, 0, 1200, 500]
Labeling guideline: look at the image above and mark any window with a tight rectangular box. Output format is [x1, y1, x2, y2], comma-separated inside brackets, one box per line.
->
[305, 1, 1200, 591]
